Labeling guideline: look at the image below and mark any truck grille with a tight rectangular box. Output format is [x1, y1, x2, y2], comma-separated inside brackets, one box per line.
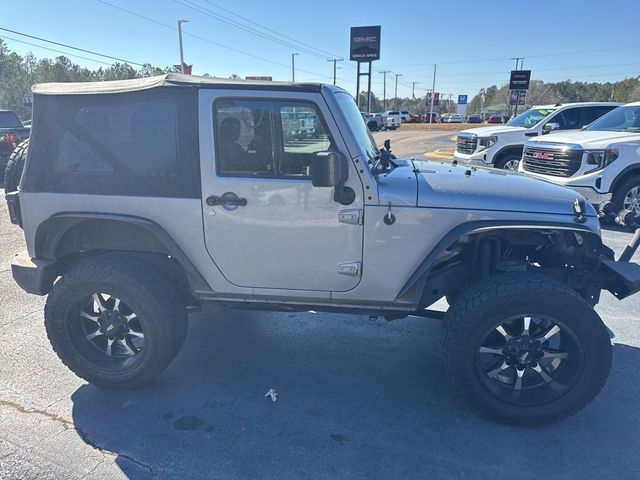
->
[522, 145, 583, 177]
[456, 135, 477, 154]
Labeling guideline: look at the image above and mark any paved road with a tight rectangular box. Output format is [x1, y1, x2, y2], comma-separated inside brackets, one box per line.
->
[1, 164, 640, 478]
[372, 128, 455, 159]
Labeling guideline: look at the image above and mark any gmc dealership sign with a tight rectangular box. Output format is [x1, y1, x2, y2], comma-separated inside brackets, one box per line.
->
[350, 26, 381, 62]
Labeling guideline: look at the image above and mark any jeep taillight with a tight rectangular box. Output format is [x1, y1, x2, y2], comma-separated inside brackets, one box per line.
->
[5, 192, 22, 227]
[3, 132, 17, 149]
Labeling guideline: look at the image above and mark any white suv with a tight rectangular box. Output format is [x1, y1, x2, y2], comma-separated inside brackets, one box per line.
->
[520, 102, 640, 214]
[454, 102, 620, 170]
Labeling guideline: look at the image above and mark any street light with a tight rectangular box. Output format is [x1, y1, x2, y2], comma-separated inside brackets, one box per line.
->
[291, 53, 299, 82]
[177, 19, 189, 74]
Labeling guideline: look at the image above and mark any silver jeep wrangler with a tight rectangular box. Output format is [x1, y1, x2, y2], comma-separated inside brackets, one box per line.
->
[6, 74, 640, 425]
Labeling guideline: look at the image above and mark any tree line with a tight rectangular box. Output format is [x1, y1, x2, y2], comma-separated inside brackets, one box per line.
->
[2, 39, 639, 119]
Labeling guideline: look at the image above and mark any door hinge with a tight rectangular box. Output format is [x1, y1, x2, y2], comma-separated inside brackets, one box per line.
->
[337, 261, 361, 277]
[338, 208, 363, 226]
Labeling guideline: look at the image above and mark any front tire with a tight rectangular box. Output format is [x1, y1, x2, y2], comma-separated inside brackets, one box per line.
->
[44, 255, 188, 389]
[612, 175, 640, 217]
[441, 273, 611, 425]
[495, 154, 521, 171]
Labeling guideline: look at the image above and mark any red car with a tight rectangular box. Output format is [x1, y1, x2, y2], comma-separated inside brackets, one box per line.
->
[487, 114, 504, 124]
[407, 113, 425, 123]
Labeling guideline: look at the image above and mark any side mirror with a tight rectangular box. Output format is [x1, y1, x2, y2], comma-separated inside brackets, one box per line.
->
[543, 122, 560, 133]
[310, 151, 349, 187]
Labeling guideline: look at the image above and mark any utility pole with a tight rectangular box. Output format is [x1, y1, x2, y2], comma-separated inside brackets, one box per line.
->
[429, 64, 437, 125]
[412, 82, 419, 99]
[177, 19, 189, 74]
[291, 53, 299, 82]
[379, 70, 390, 111]
[394, 73, 403, 110]
[327, 58, 343, 85]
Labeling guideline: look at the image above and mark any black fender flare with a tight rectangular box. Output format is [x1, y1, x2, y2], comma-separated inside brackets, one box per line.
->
[35, 212, 212, 294]
[395, 219, 601, 302]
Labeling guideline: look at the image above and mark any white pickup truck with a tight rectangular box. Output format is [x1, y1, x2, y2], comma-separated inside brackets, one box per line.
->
[382, 111, 402, 130]
[454, 102, 620, 170]
[520, 101, 640, 214]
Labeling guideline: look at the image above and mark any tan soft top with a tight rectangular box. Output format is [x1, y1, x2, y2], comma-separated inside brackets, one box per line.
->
[32, 73, 323, 95]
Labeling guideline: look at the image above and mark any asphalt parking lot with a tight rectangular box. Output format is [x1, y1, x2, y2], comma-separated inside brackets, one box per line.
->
[1, 130, 640, 479]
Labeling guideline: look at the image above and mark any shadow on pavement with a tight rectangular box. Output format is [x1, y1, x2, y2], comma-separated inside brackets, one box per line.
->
[71, 310, 640, 479]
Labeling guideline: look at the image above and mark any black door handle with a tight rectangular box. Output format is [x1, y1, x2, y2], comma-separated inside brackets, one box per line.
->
[206, 192, 247, 207]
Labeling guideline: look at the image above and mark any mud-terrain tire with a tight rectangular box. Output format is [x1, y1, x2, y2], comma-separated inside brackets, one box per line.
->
[3, 139, 28, 192]
[612, 175, 640, 217]
[441, 273, 611, 426]
[44, 255, 188, 389]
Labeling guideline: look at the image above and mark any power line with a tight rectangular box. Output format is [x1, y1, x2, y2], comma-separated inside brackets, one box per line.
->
[200, 0, 343, 59]
[0, 26, 146, 66]
[0, 34, 112, 65]
[95, 0, 341, 80]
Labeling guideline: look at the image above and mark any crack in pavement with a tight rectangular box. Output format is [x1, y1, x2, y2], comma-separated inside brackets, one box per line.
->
[0, 309, 41, 328]
[0, 399, 155, 478]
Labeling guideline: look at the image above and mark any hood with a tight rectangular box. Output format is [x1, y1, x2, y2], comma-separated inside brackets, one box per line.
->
[528, 130, 640, 149]
[458, 125, 527, 137]
[412, 160, 595, 217]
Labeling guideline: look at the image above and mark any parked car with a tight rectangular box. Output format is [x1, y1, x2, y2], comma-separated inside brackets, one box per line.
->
[382, 111, 402, 130]
[423, 112, 439, 123]
[0, 109, 30, 181]
[520, 101, 640, 213]
[467, 114, 483, 124]
[400, 111, 410, 123]
[361, 112, 382, 131]
[407, 113, 425, 123]
[454, 102, 620, 170]
[487, 114, 504, 124]
[7, 73, 640, 426]
[446, 114, 464, 123]
[440, 114, 450, 123]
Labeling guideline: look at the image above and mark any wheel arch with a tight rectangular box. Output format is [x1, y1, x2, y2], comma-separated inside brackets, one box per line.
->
[609, 165, 640, 195]
[493, 145, 524, 165]
[35, 213, 212, 296]
[396, 220, 603, 306]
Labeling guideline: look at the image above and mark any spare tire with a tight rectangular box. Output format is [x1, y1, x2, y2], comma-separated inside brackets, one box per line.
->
[4, 138, 28, 192]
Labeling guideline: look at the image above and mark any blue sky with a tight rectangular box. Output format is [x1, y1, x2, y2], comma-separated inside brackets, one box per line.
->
[3, 0, 640, 99]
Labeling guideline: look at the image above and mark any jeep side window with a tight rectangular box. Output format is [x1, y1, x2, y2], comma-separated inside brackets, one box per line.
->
[214, 99, 333, 179]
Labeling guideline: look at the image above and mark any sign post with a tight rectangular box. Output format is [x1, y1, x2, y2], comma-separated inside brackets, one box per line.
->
[509, 70, 531, 117]
[350, 26, 381, 112]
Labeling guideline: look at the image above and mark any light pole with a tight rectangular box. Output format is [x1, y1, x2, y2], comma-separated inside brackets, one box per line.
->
[327, 58, 343, 85]
[394, 73, 402, 110]
[177, 19, 189, 74]
[291, 53, 299, 82]
[379, 70, 390, 111]
[429, 64, 437, 125]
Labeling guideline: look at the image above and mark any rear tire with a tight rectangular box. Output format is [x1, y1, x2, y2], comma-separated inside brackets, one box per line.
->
[441, 273, 611, 426]
[4, 139, 29, 192]
[612, 175, 640, 217]
[44, 255, 188, 389]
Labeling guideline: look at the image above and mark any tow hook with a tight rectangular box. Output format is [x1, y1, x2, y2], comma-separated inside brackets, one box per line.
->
[600, 202, 640, 262]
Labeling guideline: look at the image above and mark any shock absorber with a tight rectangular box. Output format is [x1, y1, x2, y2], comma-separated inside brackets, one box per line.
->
[615, 209, 640, 262]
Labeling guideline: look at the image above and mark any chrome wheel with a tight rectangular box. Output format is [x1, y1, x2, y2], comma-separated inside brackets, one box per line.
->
[502, 159, 520, 171]
[70, 293, 144, 366]
[623, 186, 640, 215]
[475, 314, 582, 407]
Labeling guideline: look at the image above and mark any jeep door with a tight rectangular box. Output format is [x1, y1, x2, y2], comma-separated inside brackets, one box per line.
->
[199, 89, 364, 292]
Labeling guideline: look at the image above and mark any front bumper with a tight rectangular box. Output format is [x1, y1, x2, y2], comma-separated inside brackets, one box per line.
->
[11, 251, 56, 295]
[453, 151, 492, 166]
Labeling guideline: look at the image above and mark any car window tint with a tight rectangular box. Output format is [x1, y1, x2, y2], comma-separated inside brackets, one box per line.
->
[581, 106, 616, 126]
[53, 130, 113, 175]
[214, 99, 333, 179]
[554, 108, 582, 130]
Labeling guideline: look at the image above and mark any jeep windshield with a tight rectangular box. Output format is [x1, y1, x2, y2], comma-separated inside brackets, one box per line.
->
[506, 108, 555, 128]
[334, 91, 378, 164]
[586, 105, 640, 133]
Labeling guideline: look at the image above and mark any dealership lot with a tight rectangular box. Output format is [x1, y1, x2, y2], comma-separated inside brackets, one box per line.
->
[1, 130, 640, 479]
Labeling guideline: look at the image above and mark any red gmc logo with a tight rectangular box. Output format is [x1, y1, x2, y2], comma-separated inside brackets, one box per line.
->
[532, 151, 554, 160]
